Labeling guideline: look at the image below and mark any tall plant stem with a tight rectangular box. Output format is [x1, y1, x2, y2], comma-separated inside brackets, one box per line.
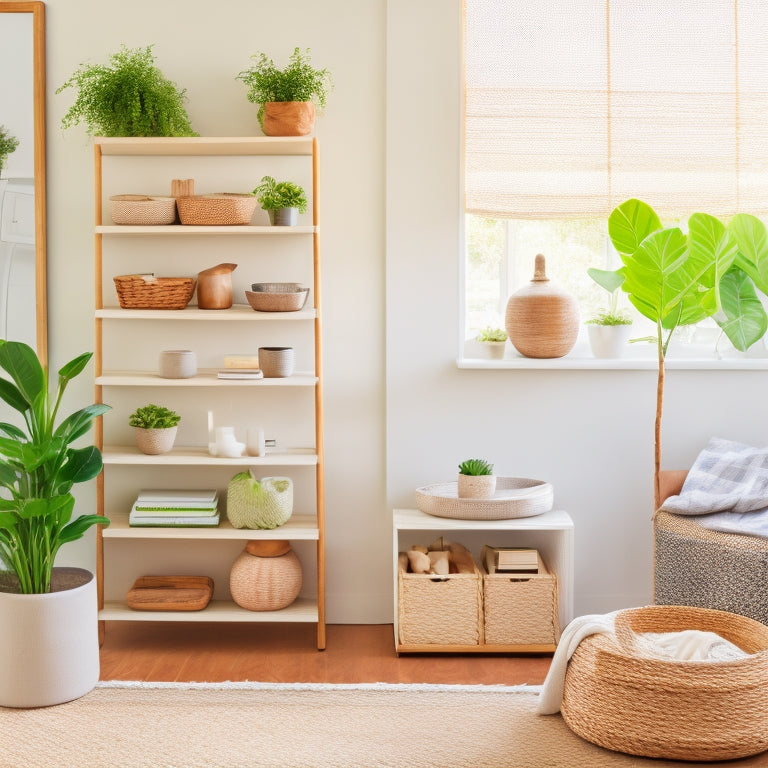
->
[655, 320, 665, 511]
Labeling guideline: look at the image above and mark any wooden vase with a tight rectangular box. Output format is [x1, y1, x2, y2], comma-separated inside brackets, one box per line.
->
[197, 263, 237, 310]
[505, 254, 579, 358]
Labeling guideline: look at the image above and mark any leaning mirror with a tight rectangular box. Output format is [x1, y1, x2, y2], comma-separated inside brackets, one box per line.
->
[0, 1, 46, 364]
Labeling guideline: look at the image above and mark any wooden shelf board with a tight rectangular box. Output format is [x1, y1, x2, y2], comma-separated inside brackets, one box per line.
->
[102, 513, 319, 540]
[100, 597, 319, 622]
[96, 305, 316, 321]
[96, 225, 316, 235]
[97, 370, 317, 387]
[95, 136, 314, 157]
[393, 508, 575, 532]
[396, 643, 556, 654]
[102, 446, 318, 466]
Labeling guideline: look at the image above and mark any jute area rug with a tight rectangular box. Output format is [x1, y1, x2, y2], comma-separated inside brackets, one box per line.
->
[1, 682, 765, 768]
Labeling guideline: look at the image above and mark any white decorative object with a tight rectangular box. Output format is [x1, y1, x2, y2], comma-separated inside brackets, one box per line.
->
[247, 427, 266, 457]
[159, 349, 197, 378]
[587, 324, 633, 359]
[209, 426, 245, 458]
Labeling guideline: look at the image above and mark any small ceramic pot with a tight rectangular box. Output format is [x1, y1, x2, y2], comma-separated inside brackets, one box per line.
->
[269, 207, 299, 226]
[159, 349, 197, 379]
[587, 323, 633, 359]
[258, 346, 294, 378]
[135, 426, 177, 455]
[458, 474, 497, 500]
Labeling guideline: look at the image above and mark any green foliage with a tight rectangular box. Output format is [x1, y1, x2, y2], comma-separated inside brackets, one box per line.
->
[129, 404, 180, 430]
[252, 175, 308, 213]
[0, 341, 110, 594]
[0, 125, 19, 174]
[56, 45, 198, 137]
[458, 458, 494, 476]
[476, 327, 507, 342]
[236, 47, 332, 111]
[586, 267, 631, 325]
[585, 313, 632, 326]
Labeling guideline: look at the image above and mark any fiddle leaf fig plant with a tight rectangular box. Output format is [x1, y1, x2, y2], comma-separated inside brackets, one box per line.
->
[0, 341, 110, 594]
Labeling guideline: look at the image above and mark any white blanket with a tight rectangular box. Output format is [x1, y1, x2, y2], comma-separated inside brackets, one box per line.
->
[660, 437, 768, 539]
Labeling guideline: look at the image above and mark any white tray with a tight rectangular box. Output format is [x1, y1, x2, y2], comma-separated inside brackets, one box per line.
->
[415, 477, 553, 520]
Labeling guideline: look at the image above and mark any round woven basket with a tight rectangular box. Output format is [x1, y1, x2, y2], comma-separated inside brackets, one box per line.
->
[177, 194, 258, 226]
[229, 544, 302, 611]
[109, 195, 177, 225]
[114, 274, 196, 310]
[561, 605, 768, 761]
[245, 284, 309, 312]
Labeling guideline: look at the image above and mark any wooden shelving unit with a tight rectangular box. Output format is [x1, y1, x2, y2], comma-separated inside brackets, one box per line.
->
[94, 136, 325, 649]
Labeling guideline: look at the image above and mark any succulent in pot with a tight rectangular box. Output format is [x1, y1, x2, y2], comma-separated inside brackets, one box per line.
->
[457, 458, 496, 499]
[236, 47, 332, 136]
[252, 175, 308, 226]
[585, 267, 633, 358]
[476, 326, 508, 359]
[129, 403, 180, 455]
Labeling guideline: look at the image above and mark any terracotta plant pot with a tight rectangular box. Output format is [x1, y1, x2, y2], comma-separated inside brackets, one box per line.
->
[262, 101, 315, 136]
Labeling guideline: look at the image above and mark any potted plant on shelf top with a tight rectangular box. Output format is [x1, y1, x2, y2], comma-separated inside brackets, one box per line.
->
[585, 267, 633, 358]
[457, 458, 496, 500]
[129, 403, 181, 455]
[0, 340, 110, 707]
[475, 327, 508, 359]
[236, 47, 332, 136]
[252, 175, 308, 226]
[0, 125, 19, 177]
[56, 45, 198, 137]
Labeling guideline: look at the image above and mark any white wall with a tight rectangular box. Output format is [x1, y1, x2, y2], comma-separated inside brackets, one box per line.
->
[38, 0, 768, 624]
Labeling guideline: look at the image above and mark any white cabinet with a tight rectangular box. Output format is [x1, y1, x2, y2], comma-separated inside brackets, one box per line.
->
[94, 137, 325, 649]
[392, 508, 574, 653]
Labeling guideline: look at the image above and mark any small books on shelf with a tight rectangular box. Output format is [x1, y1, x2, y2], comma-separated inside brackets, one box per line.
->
[482, 545, 541, 574]
[217, 369, 263, 380]
[129, 489, 220, 527]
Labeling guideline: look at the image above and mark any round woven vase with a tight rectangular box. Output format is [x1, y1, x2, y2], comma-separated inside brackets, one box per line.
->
[505, 254, 579, 358]
[258, 346, 295, 378]
[135, 426, 177, 455]
[229, 540, 302, 611]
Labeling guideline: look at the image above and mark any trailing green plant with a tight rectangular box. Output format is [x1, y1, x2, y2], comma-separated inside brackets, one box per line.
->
[458, 458, 494, 476]
[128, 404, 180, 430]
[585, 268, 632, 326]
[252, 175, 308, 213]
[56, 45, 198, 137]
[0, 341, 110, 594]
[476, 327, 507, 343]
[236, 47, 332, 126]
[0, 125, 19, 175]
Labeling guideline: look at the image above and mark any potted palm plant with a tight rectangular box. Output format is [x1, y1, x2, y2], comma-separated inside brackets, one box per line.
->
[0, 340, 110, 707]
[236, 47, 332, 136]
[585, 267, 633, 358]
[252, 175, 308, 226]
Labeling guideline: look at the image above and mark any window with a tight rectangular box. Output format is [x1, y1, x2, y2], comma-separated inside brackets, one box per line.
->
[462, 1, 768, 357]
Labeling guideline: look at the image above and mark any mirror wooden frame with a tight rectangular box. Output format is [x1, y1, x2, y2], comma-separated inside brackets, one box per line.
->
[0, 1, 47, 365]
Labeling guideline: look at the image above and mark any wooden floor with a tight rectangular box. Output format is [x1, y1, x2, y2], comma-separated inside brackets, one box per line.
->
[99, 623, 552, 685]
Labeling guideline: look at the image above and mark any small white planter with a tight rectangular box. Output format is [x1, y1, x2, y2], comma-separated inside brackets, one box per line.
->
[135, 425, 178, 455]
[479, 340, 507, 360]
[587, 323, 633, 359]
[0, 567, 99, 708]
[457, 474, 497, 499]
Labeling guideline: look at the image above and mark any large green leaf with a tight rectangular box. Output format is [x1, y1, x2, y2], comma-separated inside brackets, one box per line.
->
[53, 403, 110, 443]
[0, 341, 45, 408]
[59, 513, 109, 545]
[729, 213, 768, 293]
[587, 267, 624, 294]
[0, 377, 30, 415]
[57, 352, 93, 386]
[58, 445, 104, 485]
[608, 198, 662, 256]
[716, 267, 768, 351]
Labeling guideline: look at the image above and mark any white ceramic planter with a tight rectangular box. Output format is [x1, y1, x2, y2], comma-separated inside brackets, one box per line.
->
[0, 567, 99, 708]
[587, 323, 633, 359]
[480, 341, 507, 359]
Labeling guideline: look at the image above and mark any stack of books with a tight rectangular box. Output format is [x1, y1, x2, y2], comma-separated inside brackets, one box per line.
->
[217, 369, 263, 380]
[128, 489, 220, 527]
[482, 545, 540, 574]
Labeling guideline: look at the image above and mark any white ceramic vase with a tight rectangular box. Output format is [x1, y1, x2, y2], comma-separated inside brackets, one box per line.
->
[0, 567, 100, 707]
[587, 323, 633, 359]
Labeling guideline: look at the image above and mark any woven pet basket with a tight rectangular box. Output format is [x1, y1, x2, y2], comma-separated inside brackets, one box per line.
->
[397, 553, 483, 646]
[109, 195, 177, 225]
[177, 194, 258, 226]
[561, 605, 768, 762]
[114, 274, 196, 310]
[482, 555, 560, 645]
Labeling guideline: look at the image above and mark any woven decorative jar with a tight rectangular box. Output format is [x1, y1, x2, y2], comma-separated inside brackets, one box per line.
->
[262, 101, 315, 137]
[258, 346, 295, 378]
[134, 426, 177, 455]
[505, 254, 579, 358]
[229, 540, 302, 611]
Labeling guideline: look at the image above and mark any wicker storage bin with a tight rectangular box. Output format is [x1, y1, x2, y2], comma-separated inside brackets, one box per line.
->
[177, 194, 258, 225]
[397, 552, 483, 646]
[114, 274, 196, 310]
[482, 553, 559, 645]
[109, 195, 177, 225]
[561, 605, 768, 762]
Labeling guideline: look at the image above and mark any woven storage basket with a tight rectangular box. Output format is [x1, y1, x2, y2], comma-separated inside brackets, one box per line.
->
[561, 605, 768, 762]
[114, 274, 196, 310]
[229, 543, 302, 612]
[109, 195, 177, 225]
[177, 194, 258, 225]
[655, 509, 768, 625]
[482, 553, 560, 645]
[397, 552, 483, 646]
[245, 283, 309, 312]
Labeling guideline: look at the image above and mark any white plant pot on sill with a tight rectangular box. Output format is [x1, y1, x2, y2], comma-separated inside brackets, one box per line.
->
[587, 323, 633, 359]
[0, 567, 100, 707]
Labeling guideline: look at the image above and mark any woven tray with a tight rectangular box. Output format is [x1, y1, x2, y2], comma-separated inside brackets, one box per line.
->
[415, 477, 553, 520]
[177, 194, 258, 225]
[114, 274, 196, 310]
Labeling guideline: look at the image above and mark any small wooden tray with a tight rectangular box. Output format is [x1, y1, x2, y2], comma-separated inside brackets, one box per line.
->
[126, 575, 214, 611]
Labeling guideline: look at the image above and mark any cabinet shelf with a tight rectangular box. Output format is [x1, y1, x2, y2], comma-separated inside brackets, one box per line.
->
[96, 305, 316, 321]
[102, 512, 319, 540]
[96, 225, 316, 235]
[100, 598, 319, 623]
[95, 136, 314, 157]
[97, 371, 317, 387]
[102, 446, 318, 466]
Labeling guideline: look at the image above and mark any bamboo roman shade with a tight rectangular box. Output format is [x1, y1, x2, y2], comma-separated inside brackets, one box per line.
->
[464, 0, 768, 220]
